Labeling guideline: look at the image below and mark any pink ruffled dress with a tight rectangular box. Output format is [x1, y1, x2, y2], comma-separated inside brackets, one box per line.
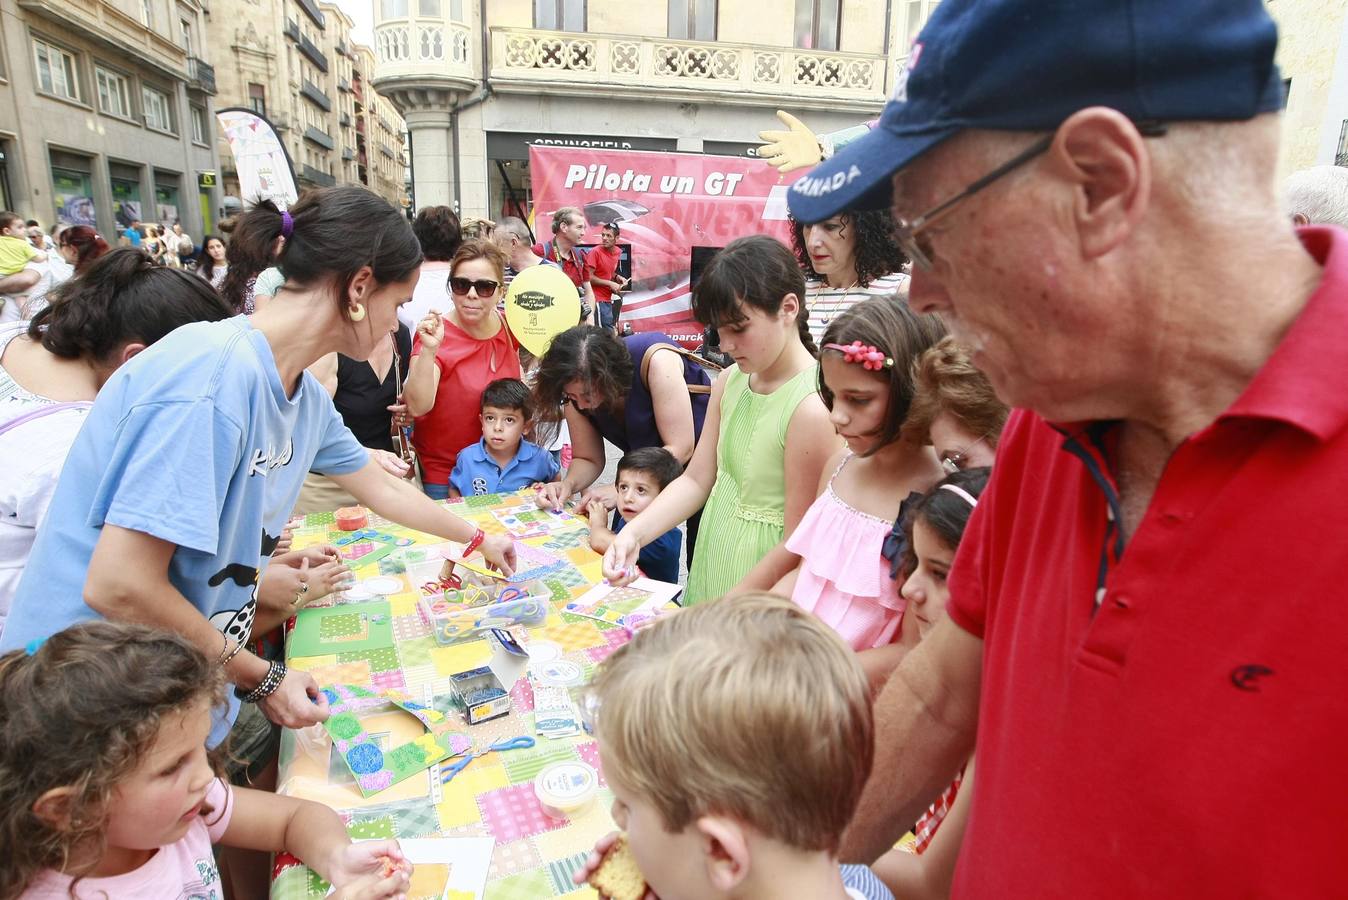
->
[787, 453, 906, 650]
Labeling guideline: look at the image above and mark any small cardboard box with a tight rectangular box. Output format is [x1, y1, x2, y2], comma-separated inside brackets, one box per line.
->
[449, 666, 511, 725]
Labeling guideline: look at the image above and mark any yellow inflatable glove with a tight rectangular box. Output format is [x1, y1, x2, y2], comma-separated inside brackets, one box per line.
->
[757, 110, 823, 173]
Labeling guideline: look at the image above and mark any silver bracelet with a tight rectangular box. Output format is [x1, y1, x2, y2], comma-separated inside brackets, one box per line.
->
[235, 660, 287, 703]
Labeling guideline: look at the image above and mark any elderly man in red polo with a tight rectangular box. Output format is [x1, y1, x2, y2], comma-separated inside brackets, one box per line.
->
[789, 0, 1348, 896]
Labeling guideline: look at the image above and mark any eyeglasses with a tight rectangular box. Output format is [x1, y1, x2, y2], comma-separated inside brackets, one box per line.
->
[940, 432, 993, 475]
[449, 276, 500, 297]
[894, 123, 1167, 271]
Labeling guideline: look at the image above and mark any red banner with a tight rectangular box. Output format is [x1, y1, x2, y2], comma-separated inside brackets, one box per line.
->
[528, 146, 803, 346]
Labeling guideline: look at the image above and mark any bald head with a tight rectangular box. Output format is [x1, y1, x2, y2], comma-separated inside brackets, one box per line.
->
[1282, 166, 1348, 228]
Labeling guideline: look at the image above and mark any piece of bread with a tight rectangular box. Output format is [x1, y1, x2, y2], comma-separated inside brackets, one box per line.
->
[590, 835, 648, 900]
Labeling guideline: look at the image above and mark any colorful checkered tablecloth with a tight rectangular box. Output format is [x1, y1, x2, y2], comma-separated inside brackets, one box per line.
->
[271, 490, 625, 900]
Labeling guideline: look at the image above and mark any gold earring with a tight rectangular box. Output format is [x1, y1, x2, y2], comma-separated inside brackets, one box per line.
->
[349, 303, 366, 322]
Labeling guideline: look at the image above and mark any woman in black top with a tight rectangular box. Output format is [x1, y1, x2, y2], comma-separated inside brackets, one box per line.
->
[293, 323, 418, 514]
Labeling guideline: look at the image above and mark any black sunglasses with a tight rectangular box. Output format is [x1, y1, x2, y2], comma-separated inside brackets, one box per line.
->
[449, 276, 500, 297]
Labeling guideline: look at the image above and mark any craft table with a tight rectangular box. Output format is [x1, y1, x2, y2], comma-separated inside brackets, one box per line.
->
[271, 490, 630, 900]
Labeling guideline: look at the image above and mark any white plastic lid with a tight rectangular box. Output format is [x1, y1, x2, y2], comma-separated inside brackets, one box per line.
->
[532, 658, 584, 687]
[535, 761, 598, 812]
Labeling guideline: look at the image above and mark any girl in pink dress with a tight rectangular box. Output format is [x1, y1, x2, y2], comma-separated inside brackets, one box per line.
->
[734, 297, 945, 667]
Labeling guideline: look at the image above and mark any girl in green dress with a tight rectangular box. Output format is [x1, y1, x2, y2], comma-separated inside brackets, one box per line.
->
[603, 235, 841, 602]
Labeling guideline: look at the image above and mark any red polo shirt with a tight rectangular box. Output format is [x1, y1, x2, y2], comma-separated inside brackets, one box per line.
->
[947, 226, 1348, 898]
[532, 240, 591, 293]
[589, 243, 622, 304]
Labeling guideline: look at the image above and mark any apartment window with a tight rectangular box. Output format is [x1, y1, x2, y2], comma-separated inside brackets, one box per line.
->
[381, 0, 408, 16]
[248, 82, 266, 116]
[142, 86, 174, 132]
[1337, 119, 1348, 167]
[141, 0, 154, 27]
[34, 39, 79, 101]
[190, 104, 207, 143]
[668, 0, 716, 40]
[794, 0, 840, 51]
[901, 0, 940, 52]
[95, 66, 132, 118]
[535, 0, 585, 32]
[418, 0, 439, 14]
[180, 19, 194, 56]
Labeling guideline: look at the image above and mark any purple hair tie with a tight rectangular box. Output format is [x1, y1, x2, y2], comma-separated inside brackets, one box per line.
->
[280, 210, 294, 239]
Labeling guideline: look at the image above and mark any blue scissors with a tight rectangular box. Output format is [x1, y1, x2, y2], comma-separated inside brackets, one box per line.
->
[441, 735, 536, 784]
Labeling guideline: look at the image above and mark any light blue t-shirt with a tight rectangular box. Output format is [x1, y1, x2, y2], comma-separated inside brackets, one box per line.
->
[1, 317, 368, 737]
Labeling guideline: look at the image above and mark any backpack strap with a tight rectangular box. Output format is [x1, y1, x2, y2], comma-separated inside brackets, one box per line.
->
[0, 401, 93, 437]
[640, 342, 721, 396]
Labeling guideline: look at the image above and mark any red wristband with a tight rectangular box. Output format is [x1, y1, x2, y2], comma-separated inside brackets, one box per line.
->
[464, 527, 486, 557]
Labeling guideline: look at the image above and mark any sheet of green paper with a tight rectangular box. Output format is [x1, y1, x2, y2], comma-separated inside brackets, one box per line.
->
[289, 601, 395, 657]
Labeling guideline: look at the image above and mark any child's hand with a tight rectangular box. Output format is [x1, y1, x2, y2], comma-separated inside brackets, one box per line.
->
[578, 484, 618, 512]
[535, 480, 571, 512]
[327, 840, 412, 894]
[329, 868, 411, 900]
[603, 532, 641, 587]
[572, 832, 660, 899]
[273, 525, 294, 556]
[417, 310, 445, 352]
[478, 533, 517, 578]
[586, 501, 609, 528]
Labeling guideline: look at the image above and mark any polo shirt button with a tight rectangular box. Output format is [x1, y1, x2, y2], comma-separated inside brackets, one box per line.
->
[1113, 594, 1130, 610]
[1162, 511, 1183, 525]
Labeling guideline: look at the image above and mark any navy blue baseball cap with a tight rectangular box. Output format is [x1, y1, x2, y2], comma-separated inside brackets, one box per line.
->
[788, 0, 1285, 223]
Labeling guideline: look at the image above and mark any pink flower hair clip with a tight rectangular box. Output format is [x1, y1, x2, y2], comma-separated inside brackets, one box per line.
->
[823, 341, 894, 371]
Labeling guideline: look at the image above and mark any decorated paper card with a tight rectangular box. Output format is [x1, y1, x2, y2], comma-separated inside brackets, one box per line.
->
[325, 837, 495, 900]
[489, 506, 585, 538]
[322, 684, 472, 797]
[290, 601, 395, 657]
[562, 577, 683, 627]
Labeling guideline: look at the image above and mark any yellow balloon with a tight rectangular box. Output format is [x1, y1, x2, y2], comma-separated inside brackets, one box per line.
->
[504, 264, 583, 356]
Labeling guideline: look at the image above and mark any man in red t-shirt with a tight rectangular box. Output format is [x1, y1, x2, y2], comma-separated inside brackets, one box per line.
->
[788, 1, 1348, 897]
[532, 206, 596, 325]
[588, 221, 627, 331]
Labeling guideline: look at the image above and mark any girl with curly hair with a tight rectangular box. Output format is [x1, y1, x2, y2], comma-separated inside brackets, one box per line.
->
[0, 621, 411, 899]
[791, 208, 910, 345]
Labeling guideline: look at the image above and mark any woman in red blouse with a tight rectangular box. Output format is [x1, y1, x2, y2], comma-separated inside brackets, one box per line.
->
[404, 239, 521, 499]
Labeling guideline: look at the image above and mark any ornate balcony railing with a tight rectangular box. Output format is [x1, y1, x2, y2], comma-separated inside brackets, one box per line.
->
[187, 56, 216, 94]
[373, 15, 473, 87]
[488, 28, 886, 109]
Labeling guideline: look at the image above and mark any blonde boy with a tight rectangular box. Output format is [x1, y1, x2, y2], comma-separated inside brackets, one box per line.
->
[581, 593, 894, 900]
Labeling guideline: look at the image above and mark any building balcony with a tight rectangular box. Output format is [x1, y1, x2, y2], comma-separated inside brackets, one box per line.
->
[301, 164, 336, 186]
[338, 77, 352, 93]
[296, 0, 325, 29]
[284, 18, 301, 43]
[380, 144, 395, 159]
[356, 117, 366, 134]
[187, 56, 216, 94]
[488, 28, 887, 112]
[339, 111, 352, 127]
[303, 126, 335, 150]
[343, 147, 357, 161]
[300, 79, 333, 111]
[371, 11, 474, 92]
[298, 32, 329, 72]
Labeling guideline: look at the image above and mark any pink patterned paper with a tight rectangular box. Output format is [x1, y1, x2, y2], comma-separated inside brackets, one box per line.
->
[475, 783, 567, 843]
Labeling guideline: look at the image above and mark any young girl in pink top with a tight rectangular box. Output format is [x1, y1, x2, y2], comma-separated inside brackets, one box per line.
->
[734, 297, 945, 668]
[0, 622, 412, 900]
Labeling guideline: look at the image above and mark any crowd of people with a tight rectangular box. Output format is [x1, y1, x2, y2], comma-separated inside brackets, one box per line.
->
[1, 0, 1347, 897]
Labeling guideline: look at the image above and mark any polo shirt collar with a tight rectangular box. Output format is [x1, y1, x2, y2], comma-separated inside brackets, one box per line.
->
[1220, 226, 1348, 440]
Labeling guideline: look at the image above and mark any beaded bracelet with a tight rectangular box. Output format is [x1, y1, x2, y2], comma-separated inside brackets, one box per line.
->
[218, 637, 246, 668]
[463, 527, 486, 557]
[235, 660, 287, 703]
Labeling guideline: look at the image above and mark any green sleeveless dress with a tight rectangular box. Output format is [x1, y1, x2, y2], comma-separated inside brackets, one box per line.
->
[683, 363, 820, 604]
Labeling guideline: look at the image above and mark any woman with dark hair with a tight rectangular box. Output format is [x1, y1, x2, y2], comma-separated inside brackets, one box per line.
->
[603, 235, 840, 602]
[533, 325, 712, 558]
[195, 235, 228, 292]
[0, 188, 517, 743]
[404, 239, 520, 498]
[401, 205, 462, 328]
[0, 248, 232, 630]
[790, 208, 910, 345]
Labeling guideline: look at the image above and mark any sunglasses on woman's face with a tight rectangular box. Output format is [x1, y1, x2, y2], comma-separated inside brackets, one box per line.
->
[449, 277, 500, 297]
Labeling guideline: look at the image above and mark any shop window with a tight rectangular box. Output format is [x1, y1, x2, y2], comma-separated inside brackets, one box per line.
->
[794, 0, 840, 51]
[51, 162, 97, 228]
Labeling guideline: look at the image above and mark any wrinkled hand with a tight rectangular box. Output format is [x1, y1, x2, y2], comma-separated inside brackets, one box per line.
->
[571, 832, 659, 899]
[326, 840, 412, 899]
[477, 533, 517, 578]
[757, 110, 822, 173]
[370, 448, 412, 480]
[417, 310, 445, 352]
[257, 667, 329, 728]
[264, 549, 352, 609]
[534, 480, 572, 512]
[602, 530, 641, 587]
[387, 400, 412, 429]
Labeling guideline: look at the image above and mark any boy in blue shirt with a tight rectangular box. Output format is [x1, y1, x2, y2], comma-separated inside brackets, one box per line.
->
[583, 447, 682, 584]
[449, 378, 559, 498]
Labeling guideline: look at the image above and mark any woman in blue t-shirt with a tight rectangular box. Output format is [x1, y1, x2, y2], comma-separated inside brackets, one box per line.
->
[2, 187, 517, 738]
